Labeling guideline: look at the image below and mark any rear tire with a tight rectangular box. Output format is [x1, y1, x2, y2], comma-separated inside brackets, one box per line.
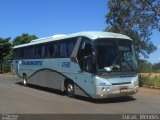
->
[66, 81, 75, 98]
[23, 74, 27, 86]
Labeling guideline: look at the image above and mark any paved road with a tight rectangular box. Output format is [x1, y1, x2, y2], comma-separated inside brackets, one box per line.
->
[0, 74, 160, 114]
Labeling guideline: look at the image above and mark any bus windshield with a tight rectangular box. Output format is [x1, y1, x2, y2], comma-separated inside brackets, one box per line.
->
[96, 39, 137, 72]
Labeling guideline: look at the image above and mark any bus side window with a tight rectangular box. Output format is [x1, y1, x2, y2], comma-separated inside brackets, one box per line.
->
[49, 44, 53, 57]
[25, 47, 29, 59]
[41, 44, 45, 58]
[60, 42, 68, 58]
[13, 49, 19, 59]
[67, 38, 77, 57]
[46, 42, 59, 58]
[53, 43, 59, 58]
[59, 38, 77, 58]
[25, 46, 35, 59]
[46, 43, 50, 58]
[20, 48, 25, 59]
[35, 45, 42, 59]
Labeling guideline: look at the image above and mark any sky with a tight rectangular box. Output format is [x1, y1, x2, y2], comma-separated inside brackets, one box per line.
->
[0, 0, 159, 63]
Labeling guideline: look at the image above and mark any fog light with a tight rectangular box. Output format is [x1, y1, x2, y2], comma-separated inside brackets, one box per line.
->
[107, 88, 111, 92]
[102, 87, 106, 92]
[101, 94, 104, 97]
[135, 83, 139, 88]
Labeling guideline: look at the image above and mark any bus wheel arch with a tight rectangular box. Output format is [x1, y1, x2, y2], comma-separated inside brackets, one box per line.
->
[64, 79, 75, 98]
[22, 73, 27, 86]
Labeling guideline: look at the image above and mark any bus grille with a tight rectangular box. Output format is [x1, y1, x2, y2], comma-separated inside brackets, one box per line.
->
[112, 82, 131, 85]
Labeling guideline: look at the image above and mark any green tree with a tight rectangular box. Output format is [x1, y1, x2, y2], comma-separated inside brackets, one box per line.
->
[138, 59, 153, 72]
[13, 33, 38, 46]
[152, 62, 160, 71]
[0, 37, 12, 73]
[105, 0, 160, 58]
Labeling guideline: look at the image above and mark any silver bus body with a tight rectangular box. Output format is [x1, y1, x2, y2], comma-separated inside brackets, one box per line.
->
[13, 31, 139, 99]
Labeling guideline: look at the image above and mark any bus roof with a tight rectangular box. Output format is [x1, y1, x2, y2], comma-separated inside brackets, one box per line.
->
[13, 31, 132, 49]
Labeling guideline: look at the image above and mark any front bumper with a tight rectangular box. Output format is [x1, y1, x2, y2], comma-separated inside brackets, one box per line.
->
[94, 84, 139, 99]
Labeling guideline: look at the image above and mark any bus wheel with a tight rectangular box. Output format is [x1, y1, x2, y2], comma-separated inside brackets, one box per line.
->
[23, 74, 27, 86]
[66, 81, 75, 98]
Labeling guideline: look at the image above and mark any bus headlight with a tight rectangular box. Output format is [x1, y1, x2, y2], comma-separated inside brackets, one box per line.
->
[102, 87, 111, 92]
[132, 75, 139, 85]
[107, 87, 111, 92]
[134, 83, 139, 88]
[102, 87, 106, 92]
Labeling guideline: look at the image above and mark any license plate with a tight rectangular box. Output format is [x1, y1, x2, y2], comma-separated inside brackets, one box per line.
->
[120, 88, 128, 93]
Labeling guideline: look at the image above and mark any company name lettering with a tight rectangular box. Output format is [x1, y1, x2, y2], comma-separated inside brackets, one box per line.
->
[22, 61, 42, 66]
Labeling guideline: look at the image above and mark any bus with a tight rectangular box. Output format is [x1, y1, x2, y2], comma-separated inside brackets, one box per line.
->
[13, 31, 139, 99]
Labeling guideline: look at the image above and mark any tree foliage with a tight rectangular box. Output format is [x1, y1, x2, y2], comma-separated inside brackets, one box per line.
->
[0, 33, 38, 73]
[13, 33, 38, 46]
[105, 0, 160, 58]
[0, 37, 12, 73]
[0, 37, 12, 60]
[153, 62, 160, 70]
[138, 59, 160, 72]
[138, 59, 153, 72]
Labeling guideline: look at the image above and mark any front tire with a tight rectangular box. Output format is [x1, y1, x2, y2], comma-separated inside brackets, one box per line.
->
[66, 81, 75, 98]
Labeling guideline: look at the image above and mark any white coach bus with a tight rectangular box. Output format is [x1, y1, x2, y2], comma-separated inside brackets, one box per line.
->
[13, 31, 139, 99]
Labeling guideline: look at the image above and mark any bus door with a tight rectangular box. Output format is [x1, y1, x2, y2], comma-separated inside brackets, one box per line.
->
[75, 38, 95, 96]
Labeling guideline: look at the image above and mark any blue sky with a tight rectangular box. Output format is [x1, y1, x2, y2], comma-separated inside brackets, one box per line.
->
[0, 0, 159, 63]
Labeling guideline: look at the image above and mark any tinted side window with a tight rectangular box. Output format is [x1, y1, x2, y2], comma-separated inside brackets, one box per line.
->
[68, 39, 77, 56]
[60, 42, 68, 58]
[25, 47, 29, 59]
[13, 49, 20, 59]
[13, 38, 77, 59]
[46, 43, 52, 58]
[35, 45, 42, 58]
[46, 42, 59, 58]
[41, 44, 45, 58]
[25, 46, 35, 59]
[13, 49, 16, 59]
[20, 48, 25, 59]
[59, 38, 77, 58]
[53, 43, 59, 57]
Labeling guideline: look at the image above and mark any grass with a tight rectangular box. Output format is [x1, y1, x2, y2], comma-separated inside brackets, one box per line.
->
[139, 73, 160, 88]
